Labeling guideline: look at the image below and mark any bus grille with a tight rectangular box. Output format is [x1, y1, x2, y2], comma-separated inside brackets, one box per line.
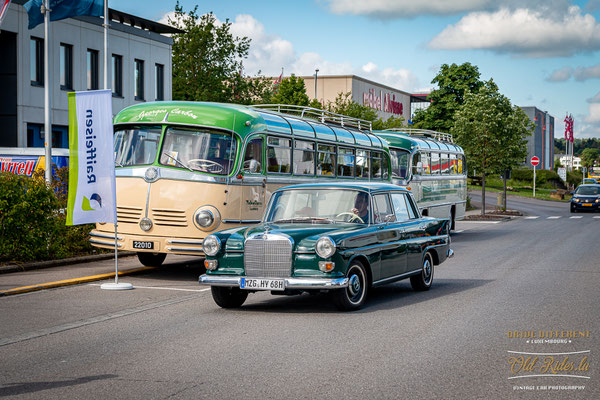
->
[152, 208, 188, 227]
[117, 206, 143, 224]
[244, 234, 293, 278]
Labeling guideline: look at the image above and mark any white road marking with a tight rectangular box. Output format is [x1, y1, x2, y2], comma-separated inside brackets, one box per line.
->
[547, 216, 561, 219]
[460, 221, 501, 224]
[89, 284, 209, 292]
[453, 230, 464, 233]
[524, 216, 539, 219]
[594, 216, 600, 219]
[569, 216, 583, 219]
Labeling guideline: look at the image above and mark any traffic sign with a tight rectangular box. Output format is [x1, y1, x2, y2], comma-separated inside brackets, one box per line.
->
[531, 156, 540, 166]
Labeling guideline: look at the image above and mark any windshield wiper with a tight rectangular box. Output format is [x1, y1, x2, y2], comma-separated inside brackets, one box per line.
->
[115, 160, 124, 168]
[162, 152, 192, 171]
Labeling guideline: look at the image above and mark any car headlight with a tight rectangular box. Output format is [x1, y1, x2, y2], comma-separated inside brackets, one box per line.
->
[315, 237, 336, 258]
[195, 209, 214, 228]
[573, 198, 580, 203]
[203, 235, 221, 256]
[596, 199, 599, 203]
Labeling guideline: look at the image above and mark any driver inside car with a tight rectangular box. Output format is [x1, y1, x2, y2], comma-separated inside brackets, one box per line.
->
[351, 192, 369, 223]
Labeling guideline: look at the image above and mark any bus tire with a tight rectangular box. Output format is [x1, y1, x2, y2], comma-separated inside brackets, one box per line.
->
[137, 252, 166, 267]
[411, 252, 434, 291]
[211, 287, 248, 308]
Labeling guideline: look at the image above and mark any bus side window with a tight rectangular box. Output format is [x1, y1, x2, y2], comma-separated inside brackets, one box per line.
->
[267, 137, 291, 174]
[243, 137, 263, 174]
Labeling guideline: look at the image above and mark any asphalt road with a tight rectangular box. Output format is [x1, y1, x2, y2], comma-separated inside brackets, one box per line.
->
[0, 198, 598, 399]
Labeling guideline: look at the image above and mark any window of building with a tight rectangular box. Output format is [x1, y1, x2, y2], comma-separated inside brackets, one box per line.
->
[155, 63, 164, 101]
[293, 140, 315, 175]
[87, 49, 99, 90]
[112, 54, 123, 97]
[30, 37, 44, 86]
[60, 43, 72, 90]
[134, 59, 144, 100]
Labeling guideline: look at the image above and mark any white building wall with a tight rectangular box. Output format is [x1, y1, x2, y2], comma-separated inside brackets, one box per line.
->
[3, 1, 172, 147]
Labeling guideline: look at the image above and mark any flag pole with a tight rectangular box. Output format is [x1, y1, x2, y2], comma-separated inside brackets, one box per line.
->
[43, 0, 52, 184]
[100, 1, 131, 291]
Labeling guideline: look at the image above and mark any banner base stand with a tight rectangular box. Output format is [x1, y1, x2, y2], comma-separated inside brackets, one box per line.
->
[101, 282, 134, 290]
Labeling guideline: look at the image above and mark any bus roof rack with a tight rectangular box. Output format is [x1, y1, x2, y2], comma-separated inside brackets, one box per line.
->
[251, 104, 372, 132]
[383, 128, 454, 143]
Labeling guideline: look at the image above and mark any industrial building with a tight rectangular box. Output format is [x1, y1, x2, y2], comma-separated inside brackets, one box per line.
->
[520, 107, 555, 170]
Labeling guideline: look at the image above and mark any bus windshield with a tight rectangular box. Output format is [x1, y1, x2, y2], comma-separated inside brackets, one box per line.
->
[390, 149, 409, 179]
[159, 127, 237, 175]
[114, 126, 162, 167]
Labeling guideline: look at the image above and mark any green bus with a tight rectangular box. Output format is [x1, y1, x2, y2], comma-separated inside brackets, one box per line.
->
[375, 129, 466, 229]
[89, 102, 391, 266]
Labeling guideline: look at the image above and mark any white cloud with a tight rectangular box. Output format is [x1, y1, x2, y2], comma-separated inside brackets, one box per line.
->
[325, 0, 493, 18]
[429, 6, 600, 57]
[588, 92, 600, 103]
[573, 64, 600, 81]
[547, 67, 573, 82]
[585, 103, 600, 124]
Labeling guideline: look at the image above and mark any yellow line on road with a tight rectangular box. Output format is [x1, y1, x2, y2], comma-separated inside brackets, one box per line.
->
[0, 267, 156, 297]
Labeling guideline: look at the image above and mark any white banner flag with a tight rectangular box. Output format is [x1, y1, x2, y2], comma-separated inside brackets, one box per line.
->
[66, 90, 116, 225]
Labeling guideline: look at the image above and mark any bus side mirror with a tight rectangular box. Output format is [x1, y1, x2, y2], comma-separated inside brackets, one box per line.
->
[416, 161, 423, 174]
[243, 159, 261, 173]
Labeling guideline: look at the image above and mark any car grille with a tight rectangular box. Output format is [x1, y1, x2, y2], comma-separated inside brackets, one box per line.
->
[244, 233, 293, 278]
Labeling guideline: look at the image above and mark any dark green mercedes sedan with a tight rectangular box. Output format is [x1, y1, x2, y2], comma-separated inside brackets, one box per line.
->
[199, 183, 453, 311]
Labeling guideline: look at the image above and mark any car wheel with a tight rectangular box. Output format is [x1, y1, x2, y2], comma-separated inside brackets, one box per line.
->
[411, 252, 434, 291]
[211, 287, 248, 308]
[570, 206, 576, 213]
[332, 261, 368, 311]
[137, 252, 166, 267]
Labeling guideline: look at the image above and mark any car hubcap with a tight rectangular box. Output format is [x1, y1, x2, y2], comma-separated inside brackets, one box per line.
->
[349, 274, 361, 297]
[423, 258, 432, 284]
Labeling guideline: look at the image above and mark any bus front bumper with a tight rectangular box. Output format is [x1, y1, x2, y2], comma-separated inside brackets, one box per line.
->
[89, 230, 205, 255]
[199, 274, 349, 290]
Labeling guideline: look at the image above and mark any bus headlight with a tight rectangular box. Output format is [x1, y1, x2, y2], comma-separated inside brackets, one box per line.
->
[193, 206, 221, 231]
[203, 235, 221, 256]
[195, 210, 214, 227]
[139, 218, 153, 232]
[315, 237, 336, 258]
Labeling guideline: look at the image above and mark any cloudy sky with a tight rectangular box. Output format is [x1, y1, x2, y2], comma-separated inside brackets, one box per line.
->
[122, 0, 600, 139]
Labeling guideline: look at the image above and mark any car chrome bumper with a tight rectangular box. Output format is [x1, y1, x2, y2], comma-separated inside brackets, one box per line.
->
[447, 249, 454, 258]
[199, 275, 349, 290]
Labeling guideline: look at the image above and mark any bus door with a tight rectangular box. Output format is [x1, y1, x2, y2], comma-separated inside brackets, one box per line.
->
[240, 136, 266, 222]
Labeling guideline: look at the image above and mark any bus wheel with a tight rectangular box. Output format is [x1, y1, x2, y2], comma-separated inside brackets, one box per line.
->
[137, 252, 166, 267]
[411, 252, 434, 291]
[211, 287, 248, 308]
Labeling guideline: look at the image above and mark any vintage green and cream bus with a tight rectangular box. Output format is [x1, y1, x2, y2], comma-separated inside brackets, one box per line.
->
[375, 129, 466, 229]
[89, 102, 391, 266]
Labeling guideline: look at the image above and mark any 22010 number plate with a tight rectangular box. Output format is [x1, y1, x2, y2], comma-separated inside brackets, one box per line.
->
[240, 278, 285, 291]
[133, 241, 154, 250]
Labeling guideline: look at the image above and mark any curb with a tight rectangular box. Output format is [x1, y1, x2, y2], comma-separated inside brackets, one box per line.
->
[0, 266, 156, 297]
[0, 251, 136, 275]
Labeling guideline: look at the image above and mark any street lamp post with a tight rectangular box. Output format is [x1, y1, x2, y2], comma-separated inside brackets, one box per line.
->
[314, 68, 319, 100]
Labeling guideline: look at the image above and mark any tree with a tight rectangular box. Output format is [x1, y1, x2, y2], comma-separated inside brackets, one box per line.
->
[413, 63, 484, 132]
[168, 3, 251, 102]
[271, 75, 310, 106]
[452, 80, 532, 214]
[581, 148, 599, 169]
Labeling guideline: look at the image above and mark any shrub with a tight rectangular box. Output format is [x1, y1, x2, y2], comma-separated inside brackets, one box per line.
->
[0, 169, 96, 262]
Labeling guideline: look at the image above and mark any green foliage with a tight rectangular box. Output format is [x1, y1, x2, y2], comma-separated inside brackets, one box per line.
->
[555, 137, 600, 156]
[412, 63, 484, 132]
[581, 148, 599, 169]
[308, 99, 323, 109]
[271, 75, 310, 106]
[510, 168, 564, 187]
[0, 169, 96, 262]
[169, 3, 251, 103]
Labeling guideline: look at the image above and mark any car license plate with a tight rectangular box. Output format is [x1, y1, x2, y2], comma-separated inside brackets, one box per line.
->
[583, 203, 593, 206]
[133, 241, 154, 250]
[240, 278, 285, 291]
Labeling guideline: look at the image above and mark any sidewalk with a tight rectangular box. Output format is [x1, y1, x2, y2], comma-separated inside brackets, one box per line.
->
[0, 252, 150, 296]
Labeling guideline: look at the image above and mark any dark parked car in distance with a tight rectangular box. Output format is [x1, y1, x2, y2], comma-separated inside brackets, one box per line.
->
[570, 184, 600, 212]
[199, 183, 453, 311]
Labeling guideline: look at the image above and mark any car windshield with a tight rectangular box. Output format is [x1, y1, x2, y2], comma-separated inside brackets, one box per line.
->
[266, 189, 370, 224]
[159, 127, 237, 175]
[575, 186, 599, 195]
